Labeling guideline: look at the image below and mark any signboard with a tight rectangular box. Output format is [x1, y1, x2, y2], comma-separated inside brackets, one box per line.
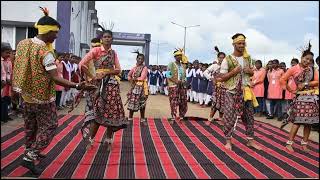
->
[95, 30, 151, 66]
[112, 32, 145, 41]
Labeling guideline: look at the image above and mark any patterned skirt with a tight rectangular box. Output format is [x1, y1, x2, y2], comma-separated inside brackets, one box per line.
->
[81, 77, 128, 139]
[126, 84, 148, 112]
[211, 86, 226, 113]
[286, 94, 319, 124]
[168, 85, 188, 118]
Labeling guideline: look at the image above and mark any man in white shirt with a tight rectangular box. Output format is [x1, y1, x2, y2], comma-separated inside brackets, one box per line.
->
[190, 60, 200, 103]
[217, 33, 261, 151]
[186, 63, 194, 101]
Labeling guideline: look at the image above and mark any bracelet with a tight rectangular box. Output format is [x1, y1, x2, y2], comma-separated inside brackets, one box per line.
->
[75, 84, 80, 90]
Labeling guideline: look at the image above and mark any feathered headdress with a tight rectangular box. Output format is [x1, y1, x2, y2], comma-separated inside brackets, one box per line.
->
[35, 6, 59, 53]
[214, 46, 220, 53]
[298, 40, 312, 55]
[39, 6, 49, 16]
[132, 49, 142, 55]
[97, 21, 114, 39]
[305, 40, 312, 53]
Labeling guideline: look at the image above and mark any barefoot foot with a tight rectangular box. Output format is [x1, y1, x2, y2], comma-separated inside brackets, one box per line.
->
[247, 141, 262, 150]
[86, 138, 94, 150]
[225, 143, 232, 150]
[286, 145, 294, 152]
[302, 145, 310, 152]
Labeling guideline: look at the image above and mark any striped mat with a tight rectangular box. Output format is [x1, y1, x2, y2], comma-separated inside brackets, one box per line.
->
[1, 115, 319, 179]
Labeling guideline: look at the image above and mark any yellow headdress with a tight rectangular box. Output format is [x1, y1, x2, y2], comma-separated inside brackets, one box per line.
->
[173, 48, 188, 64]
[91, 42, 101, 48]
[233, 35, 250, 58]
[34, 7, 60, 53]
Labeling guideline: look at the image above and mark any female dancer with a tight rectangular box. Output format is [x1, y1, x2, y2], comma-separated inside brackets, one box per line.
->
[280, 42, 319, 152]
[126, 50, 148, 125]
[79, 29, 128, 150]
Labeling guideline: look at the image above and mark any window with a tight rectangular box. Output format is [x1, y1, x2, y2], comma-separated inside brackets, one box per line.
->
[1, 26, 14, 48]
[15, 27, 27, 48]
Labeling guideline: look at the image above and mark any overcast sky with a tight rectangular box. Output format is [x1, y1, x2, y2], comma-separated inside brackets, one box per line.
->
[96, 1, 319, 70]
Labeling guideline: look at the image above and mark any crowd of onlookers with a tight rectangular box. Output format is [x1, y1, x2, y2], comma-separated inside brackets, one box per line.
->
[2, 41, 319, 132]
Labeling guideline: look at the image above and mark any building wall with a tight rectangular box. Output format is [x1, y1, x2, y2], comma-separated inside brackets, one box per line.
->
[70, 1, 97, 57]
[1, 1, 57, 22]
[1, 1, 97, 57]
[70, 1, 82, 56]
[55, 1, 71, 53]
[1, 1, 57, 49]
[81, 2, 88, 45]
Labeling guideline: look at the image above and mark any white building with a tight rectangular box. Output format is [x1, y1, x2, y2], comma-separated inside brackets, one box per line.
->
[70, 1, 99, 57]
[1, 1, 99, 57]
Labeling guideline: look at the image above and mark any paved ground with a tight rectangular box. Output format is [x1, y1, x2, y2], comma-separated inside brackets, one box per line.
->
[1, 81, 319, 143]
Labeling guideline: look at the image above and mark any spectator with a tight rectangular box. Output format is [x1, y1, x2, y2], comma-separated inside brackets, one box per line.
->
[1, 42, 13, 122]
[266, 59, 284, 119]
[148, 65, 159, 95]
[251, 60, 266, 116]
[190, 60, 200, 103]
[55, 52, 65, 109]
[198, 63, 208, 107]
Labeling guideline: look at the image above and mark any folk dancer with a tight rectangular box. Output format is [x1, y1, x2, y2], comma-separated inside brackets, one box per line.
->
[12, 7, 95, 174]
[126, 50, 149, 125]
[79, 29, 128, 151]
[166, 49, 188, 123]
[280, 42, 319, 152]
[204, 46, 226, 125]
[216, 33, 261, 150]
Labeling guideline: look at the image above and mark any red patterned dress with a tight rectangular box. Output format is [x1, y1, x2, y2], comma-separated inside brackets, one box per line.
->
[79, 46, 128, 139]
[126, 65, 148, 112]
[281, 65, 319, 125]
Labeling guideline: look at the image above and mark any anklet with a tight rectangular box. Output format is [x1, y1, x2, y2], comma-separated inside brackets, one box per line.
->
[301, 140, 308, 145]
[286, 140, 293, 145]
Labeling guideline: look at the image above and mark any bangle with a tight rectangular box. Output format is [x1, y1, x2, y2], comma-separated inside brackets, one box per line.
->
[75, 84, 79, 90]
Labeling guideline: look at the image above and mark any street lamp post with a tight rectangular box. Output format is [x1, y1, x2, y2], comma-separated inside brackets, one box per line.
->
[154, 41, 167, 65]
[171, 22, 200, 55]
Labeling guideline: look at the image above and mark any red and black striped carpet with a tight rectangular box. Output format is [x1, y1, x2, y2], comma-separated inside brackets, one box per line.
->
[1, 114, 319, 179]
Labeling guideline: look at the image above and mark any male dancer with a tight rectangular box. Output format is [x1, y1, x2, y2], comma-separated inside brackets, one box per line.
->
[166, 49, 188, 123]
[13, 7, 95, 174]
[217, 33, 260, 150]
